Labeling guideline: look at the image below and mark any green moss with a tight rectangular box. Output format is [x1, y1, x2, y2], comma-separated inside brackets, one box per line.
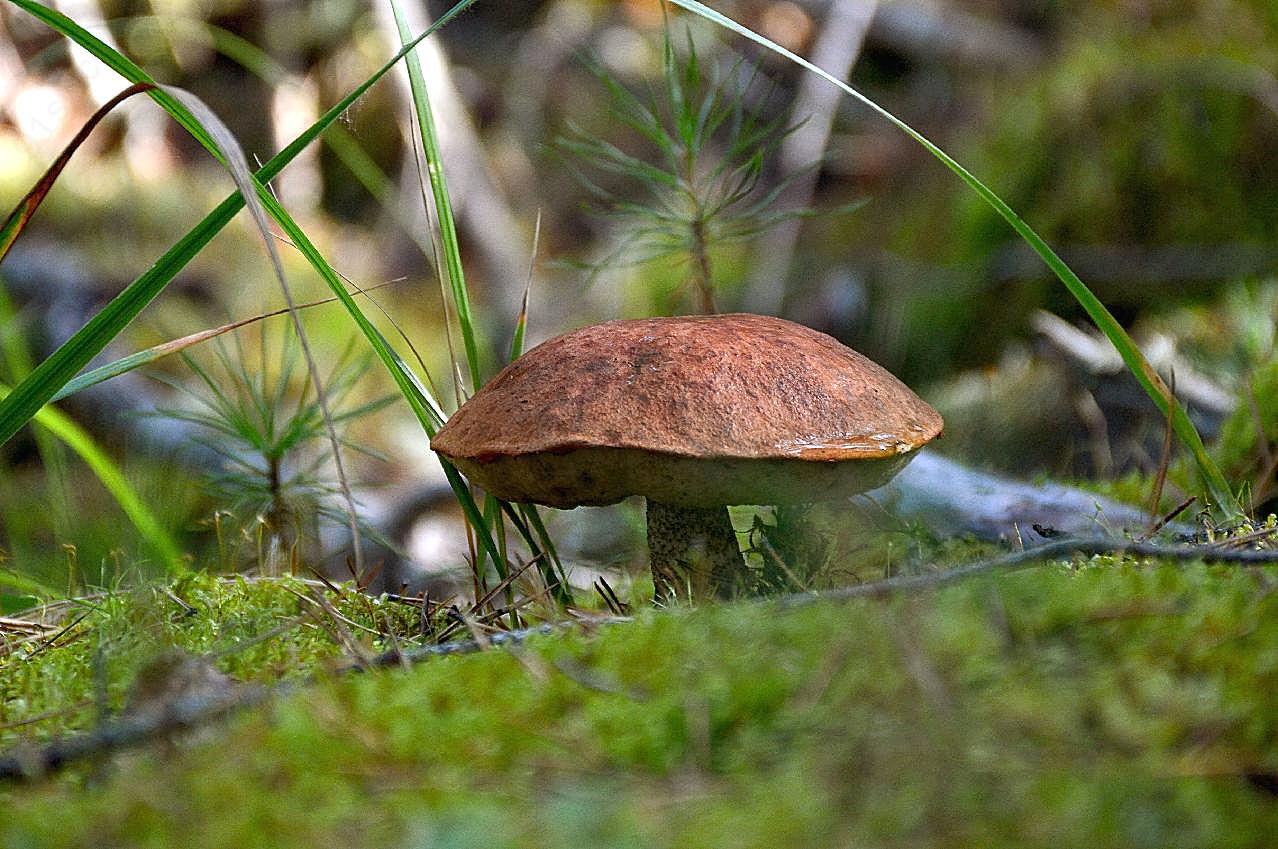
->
[0, 574, 445, 743]
[3, 562, 1278, 847]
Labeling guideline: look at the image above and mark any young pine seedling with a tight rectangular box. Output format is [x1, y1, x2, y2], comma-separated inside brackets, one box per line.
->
[559, 28, 836, 314]
[156, 327, 392, 576]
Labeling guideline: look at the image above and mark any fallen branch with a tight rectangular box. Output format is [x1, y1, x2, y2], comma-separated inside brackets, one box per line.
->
[783, 535, 1278, 607]
[879, 452, 1197, 540]
[0, 683, 272, 783]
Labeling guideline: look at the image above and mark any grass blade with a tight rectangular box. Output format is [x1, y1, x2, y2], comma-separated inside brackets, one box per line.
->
[50, 285, 398, 403]
[0, 384, 185, 573]
[511, 503, 572, 605]
[0, 0, 479, 448]
[0, 82, 155, 264]
[389, 5, 573, 602]
[0, 569, 60, 599]
[391, 0, 537, 590]
[668, 0, 1243, 520]
[390, 0, 483, 391]
[506, 211, 540, 364]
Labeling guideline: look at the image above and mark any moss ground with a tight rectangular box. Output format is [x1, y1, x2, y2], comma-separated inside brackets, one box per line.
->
[2, 561, 1277, 848]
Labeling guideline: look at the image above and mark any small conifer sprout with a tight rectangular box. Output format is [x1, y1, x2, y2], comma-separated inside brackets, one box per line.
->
[431, 314, 942, 603]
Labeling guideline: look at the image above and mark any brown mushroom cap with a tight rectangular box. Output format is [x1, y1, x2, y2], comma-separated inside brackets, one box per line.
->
[431, 313, 942, 509]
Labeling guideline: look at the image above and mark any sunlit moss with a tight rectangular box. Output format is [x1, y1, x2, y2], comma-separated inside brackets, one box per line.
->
[3, 562, 1278, 847]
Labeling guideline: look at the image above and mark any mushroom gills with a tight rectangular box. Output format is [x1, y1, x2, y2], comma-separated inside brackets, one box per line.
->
[646, 499, 743, 602]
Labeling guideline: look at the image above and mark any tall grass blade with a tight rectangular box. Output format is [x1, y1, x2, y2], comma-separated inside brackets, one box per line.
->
[512, 503, 571, 605]
[389, 0, 483, 391]
[51, 286, 399, 403]
[390, 0, 503, 580]
[0, 569, 60, 600]
[507, 209, 540, 363]
[482, 491, 511, 591]
[668, 0, 1243, 520]
[390, 6, 572, 601]
[0, 384, 185, 573]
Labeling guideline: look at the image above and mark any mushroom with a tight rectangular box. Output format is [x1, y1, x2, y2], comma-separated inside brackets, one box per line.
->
[430, 313, 942, 603]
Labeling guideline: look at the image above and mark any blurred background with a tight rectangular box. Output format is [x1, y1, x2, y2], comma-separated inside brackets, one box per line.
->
[2, 0, 1276, 591]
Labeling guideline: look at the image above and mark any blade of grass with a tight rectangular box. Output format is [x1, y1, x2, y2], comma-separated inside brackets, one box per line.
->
[50, 283, 401, 402]
[0, 570, 60, 599]
[0, 82, 155, 263]
[390, 0, 483, 392]
[668, 0, 1243, 521]
[392, 4, 573, 602]
[3, 0, 504, 571]
[506, 210, 539, 364]
[391, 0, 541, 593]
[481, 492, 513, 618]
[246, 176, 508, 574]
[0, 0, 479, 448]
[390, 24, 572, 602]
[0, 384, 185, 573]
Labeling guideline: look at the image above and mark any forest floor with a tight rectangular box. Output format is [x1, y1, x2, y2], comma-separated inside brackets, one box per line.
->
[2, 557, 1277, 848]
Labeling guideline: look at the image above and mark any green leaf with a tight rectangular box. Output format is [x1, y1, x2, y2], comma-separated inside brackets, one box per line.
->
[390, 0, 483, 394]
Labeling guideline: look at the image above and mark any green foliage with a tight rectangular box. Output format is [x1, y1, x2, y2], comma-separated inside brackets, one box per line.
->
[389, 0, 482, 393]
[3, 561, 1278, 846]
[0, 0, 477, 453]
[0, 0, 569, 605]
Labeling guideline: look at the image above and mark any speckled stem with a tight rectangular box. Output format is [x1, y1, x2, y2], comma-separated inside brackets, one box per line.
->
[646, 500, 744, 603]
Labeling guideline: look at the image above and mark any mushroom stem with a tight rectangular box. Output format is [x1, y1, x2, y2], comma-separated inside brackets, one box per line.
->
[646, 500, 744, 602]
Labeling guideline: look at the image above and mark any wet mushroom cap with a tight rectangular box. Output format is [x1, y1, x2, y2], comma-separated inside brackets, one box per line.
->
[430, 313, 943, 509]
